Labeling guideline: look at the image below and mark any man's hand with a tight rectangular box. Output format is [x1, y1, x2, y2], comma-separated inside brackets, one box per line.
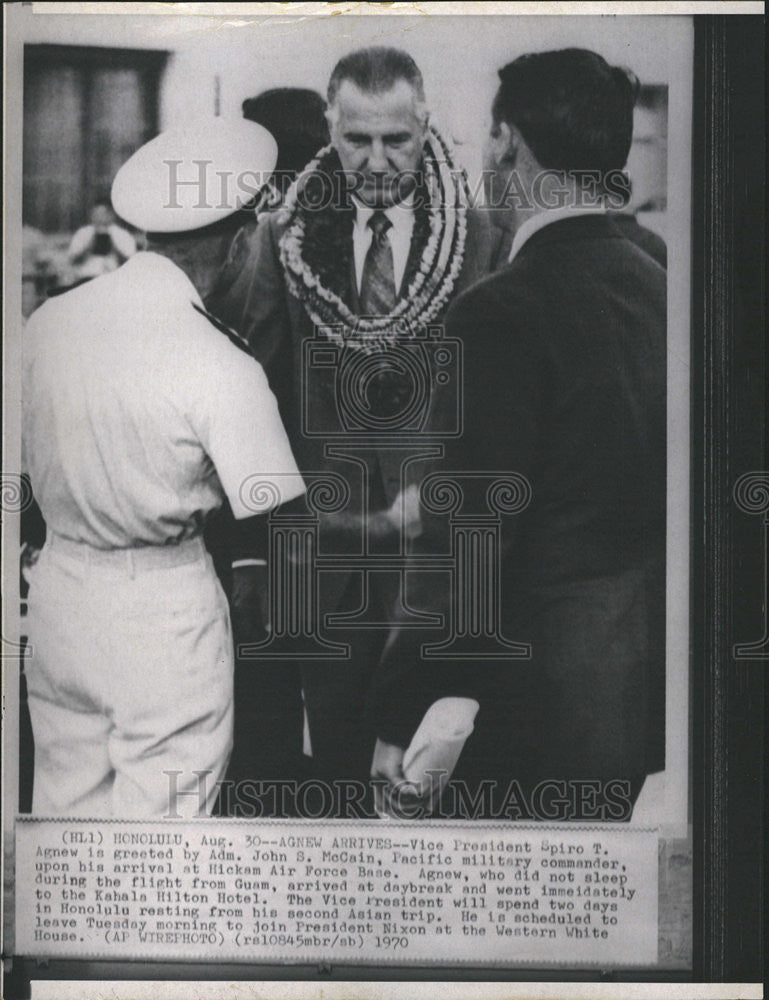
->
[371, 738, 443, 819]
[231, 563, 270, 648]
[383, 483, 422, 539]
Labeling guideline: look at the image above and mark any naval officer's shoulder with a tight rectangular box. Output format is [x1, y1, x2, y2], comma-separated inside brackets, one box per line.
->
[188, 301, 256, 362]
[184, 298, 271, 392]
[24, 267, 120, 342]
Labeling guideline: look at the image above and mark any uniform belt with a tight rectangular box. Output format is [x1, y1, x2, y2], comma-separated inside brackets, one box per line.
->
[47, 533, 207, 571]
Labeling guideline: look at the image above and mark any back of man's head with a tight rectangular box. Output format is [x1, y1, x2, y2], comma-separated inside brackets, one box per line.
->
[493, 48, 639, 176]
[242, 88, 329, 180]
[145, 212, 247, 300]
[327, 46, 425, 105]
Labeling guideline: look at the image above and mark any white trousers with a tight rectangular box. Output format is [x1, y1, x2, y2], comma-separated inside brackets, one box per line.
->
[25, 534, 233, 818]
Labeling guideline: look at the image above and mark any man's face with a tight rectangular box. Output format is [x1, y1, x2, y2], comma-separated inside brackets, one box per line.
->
[330, 79, 427, 208]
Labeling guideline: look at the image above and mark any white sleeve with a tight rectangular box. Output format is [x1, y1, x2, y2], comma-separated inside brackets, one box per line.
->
[198, 344, 305, 520]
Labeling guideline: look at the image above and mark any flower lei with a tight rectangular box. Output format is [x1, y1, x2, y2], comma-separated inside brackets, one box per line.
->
[278, 126, 470, 353]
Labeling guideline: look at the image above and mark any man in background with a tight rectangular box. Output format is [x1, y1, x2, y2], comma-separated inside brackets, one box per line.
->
[372, 49, 667, 821]
[242, 87, 330, 204]
[212, 88, 331, 304]
[67, 197, 136, 283]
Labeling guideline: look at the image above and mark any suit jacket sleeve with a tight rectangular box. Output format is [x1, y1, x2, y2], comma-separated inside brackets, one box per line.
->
[206, 214, 291, 373]
[206, 214, 294, 563]
[370, 276, 546, 748]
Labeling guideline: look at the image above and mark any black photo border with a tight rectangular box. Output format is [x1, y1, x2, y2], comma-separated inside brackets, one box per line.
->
[690, 12, 765, 986]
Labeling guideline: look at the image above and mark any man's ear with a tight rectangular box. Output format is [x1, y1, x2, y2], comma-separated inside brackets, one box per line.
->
[494, 121, 519, 167]
[412, 104, 429, 147]
[325, 106, 338, 140]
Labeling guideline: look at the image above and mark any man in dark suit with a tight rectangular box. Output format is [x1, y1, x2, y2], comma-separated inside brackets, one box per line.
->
[610, 212, 667, 268]
[208, 47, 491, 811]
[370, 49, 666, 821]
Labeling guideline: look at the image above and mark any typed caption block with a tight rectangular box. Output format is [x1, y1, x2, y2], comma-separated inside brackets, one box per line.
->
[16, 818, 659, 966]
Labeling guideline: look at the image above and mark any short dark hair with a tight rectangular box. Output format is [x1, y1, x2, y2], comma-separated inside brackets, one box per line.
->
[492, 48, 639, 175]
[242, 88, 329, 182]
[327, 47, 425, 105]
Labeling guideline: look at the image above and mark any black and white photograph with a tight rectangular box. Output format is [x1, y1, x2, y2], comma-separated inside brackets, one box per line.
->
[1, 3, 764, 997]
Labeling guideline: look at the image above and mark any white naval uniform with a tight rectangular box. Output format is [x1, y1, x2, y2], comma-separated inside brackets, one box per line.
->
[22, 251, 304, 818]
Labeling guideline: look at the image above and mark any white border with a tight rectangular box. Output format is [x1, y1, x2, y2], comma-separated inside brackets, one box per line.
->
[27, 983, 766, 1000]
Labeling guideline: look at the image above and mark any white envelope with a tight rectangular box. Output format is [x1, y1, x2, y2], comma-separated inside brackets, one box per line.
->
[402, 697, 480, 788]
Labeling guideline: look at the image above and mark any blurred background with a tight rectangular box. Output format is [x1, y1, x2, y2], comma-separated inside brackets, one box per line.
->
[21, 12, 673, 315]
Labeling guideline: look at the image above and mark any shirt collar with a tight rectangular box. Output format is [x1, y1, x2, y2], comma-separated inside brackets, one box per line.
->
[125, 250, 204, 308]
[508, 205, 608, 265]
[353, 191, 415, 233]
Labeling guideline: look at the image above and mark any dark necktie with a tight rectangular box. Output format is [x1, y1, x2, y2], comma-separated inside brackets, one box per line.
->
[359, 210, 396, 316]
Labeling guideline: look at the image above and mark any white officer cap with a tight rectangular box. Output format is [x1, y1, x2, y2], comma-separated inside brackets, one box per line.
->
[111, 117, 278, 233]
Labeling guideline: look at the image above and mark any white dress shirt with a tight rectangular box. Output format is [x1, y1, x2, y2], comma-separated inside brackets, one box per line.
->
[352, 193, 416, 294]
[508, 205, 608, 265]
